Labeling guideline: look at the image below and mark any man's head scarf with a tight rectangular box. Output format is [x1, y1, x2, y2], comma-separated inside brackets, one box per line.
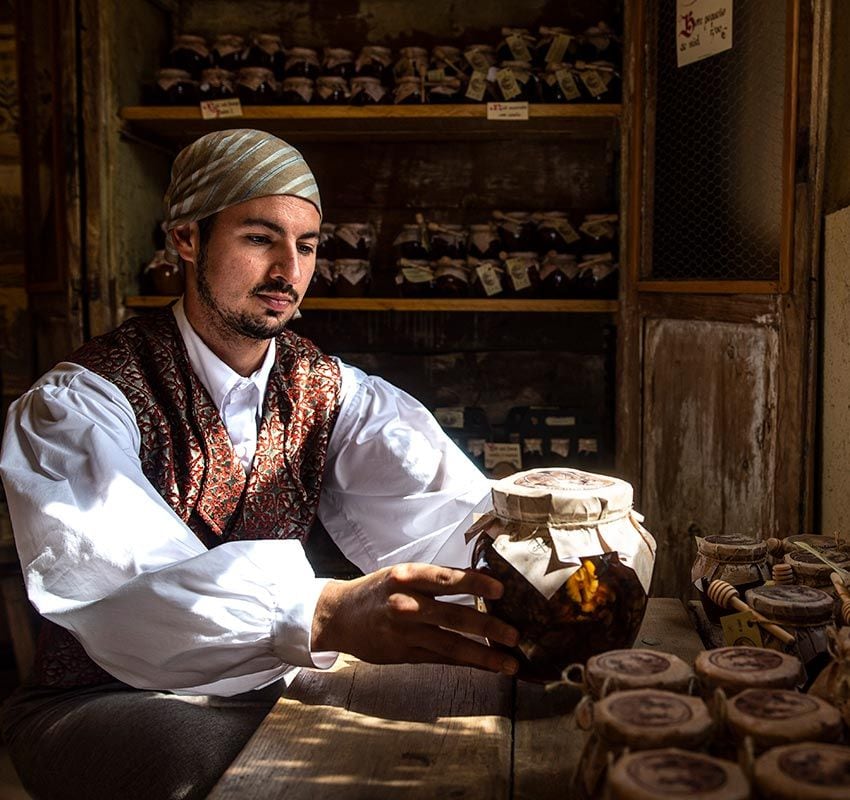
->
[161, 128, 321, 263]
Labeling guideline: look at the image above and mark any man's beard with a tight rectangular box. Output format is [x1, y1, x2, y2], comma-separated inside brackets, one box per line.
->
[195, 245, 299, 341]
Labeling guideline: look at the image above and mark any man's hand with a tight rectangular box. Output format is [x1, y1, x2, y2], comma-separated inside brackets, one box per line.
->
[311, 564, 520, 676]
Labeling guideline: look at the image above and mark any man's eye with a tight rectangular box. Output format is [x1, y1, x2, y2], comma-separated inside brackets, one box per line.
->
[298, 244, 316, 256]
[247, 234, 271, 245]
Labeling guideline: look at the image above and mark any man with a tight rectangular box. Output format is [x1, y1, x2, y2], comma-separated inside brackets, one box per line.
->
[0, 129, 519, 799]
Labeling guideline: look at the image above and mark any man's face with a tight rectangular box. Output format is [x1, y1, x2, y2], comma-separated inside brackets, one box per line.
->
[189, 194, 321, 341]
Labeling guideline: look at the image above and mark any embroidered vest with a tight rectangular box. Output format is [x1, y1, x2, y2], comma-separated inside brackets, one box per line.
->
[32, 309, 342, 688]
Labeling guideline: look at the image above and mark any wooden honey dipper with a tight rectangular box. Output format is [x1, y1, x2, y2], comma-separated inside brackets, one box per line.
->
[830, 572, 850, 625]
[772, 563, 795, 584]
[706, 580, 796, 645]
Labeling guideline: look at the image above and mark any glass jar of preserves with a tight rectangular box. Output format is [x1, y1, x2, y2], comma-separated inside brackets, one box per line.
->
[577, 254, 619, 298]
[540, 63, 584, 103]
[578, 213, 619, 255]
[563, 649, 695, 699]
[469, 259, 506, 298]
[745, 584, 837, 679]
[394, 46, 428, 80]
[236, 67, 278, 105]
[393, 224, 430, 261]
[350, 76, 387, 105]
[463, 44, 497, 74]
[494, 60, 537, 102]
[690, 534, 771, 622]
[333, 222, 374, 260]
[539, 253, 579, 298]
[503, 251, 540, 297]
[694, 646, 804, 697]
[427, 76, 463, 104]
[717, 687, 842, 756]
[279, 77, 314, 105]
[144, 250, 184, 295]
[535, 26, 578, 68]
[148, 69, 200, 105]
[433, 258, 470, 298]
[211, 34, 245, 73]
[428, 224, 467, 260]
[396, 259, 435, 297]
[468, 224, 501, 261]
[393, 76, 423, 105]
[607, 749, 750, 800]
[430, 45, 465, 79]
[575, 690, 714, 800]
[575, 60, 621, 102]
[497, 28, 536, 64]
[243, 33, 285, 78]
[537, 211, 580, 254]
[284, 47, 320, 80]
[322, 47, 355, 79]
[753, 743, 850, 800]
[166, 34, 211, 79]
[317, 222, 336, 260]
[466, 467, 656, 683]
[315, 76, 350, 105]
[493, 211, 537, 251]
[354, 46, 393, 84]
[199, 68, 236, 102]
[310, 259, 335, 297]
[782, 550, 850, 591]
[334, 259, 370, 297]
[577, 22, 622, 67]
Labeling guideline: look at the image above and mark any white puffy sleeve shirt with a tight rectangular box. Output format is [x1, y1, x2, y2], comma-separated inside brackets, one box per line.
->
[0, 305, 491, 695]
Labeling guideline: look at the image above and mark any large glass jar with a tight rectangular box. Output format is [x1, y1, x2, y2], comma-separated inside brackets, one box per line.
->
[236, 67, 278, 105]
[166, 34, 211, 79]
[494, 60, 537, 102]
[148, 69, 199, 106]
[354, 46, 393, 84]
[753, 743, 850, 800]
[243, 33, 284, 79]
[199, 68, 236, 102]
[284, 47, 320, 80]
[211, 34, 245, 73]
[315, 76, 350, 105]
[467, 468, 656, 683]
[322, 48, 355, 80]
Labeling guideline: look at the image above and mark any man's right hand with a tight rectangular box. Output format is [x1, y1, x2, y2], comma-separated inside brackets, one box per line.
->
[311, 563, 520, 676]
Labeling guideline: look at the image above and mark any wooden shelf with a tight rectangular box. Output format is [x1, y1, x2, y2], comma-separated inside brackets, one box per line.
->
[119, 104, 622, 144]
[125, 295, 619, 313]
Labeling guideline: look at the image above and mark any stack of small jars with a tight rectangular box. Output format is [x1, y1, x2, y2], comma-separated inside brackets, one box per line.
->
[392, 211, 619, 299]
[309, 221, 376, 297]
[142, 22, 622, 106]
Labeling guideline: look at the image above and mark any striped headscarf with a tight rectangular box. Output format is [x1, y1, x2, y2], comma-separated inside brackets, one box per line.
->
[162, 128, 322, 263]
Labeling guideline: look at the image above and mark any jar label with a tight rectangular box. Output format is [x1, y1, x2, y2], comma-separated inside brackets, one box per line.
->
[578, 438, 598, 454]
[465, 49, 491, 72]
[581, 220, 616, 240]
[434, 407, 465, 429]
[550, 438, 571, 458]
[200, 97, 244, 119]
[426, 68, 446, 82]
[401, 266, 434, 283]
[484, 442, 522, 471]
[555, 219, 581, 243]
[555, 68, 582, 101]
[546, 33, 573, 64]
[546, 415, 576, 426]
[522, 438, 544, 456]
[579, 69, 607, 97]
[476, 263, 503, 296]
[506, 259, 532, 291]
[466, 71, 488, 101]
[506, 33, 532, 61]
[720, 610, 764, 648]
[496, 68, 522, 100]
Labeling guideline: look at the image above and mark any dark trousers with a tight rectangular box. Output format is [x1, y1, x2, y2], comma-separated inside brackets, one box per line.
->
[1, 680, 281, 799]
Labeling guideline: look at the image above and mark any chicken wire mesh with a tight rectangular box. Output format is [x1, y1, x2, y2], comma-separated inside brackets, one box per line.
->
[645, 0, 789, 282]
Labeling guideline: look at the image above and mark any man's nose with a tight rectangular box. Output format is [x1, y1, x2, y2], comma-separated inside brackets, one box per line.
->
[268, 242, 302, 283]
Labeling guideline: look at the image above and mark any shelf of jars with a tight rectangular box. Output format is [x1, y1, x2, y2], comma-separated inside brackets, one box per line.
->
[119, 103, 622, 144]
[124, 295, 619, 313]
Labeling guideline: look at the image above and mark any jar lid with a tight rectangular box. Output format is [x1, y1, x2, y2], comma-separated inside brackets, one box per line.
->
[753, 743, 850, 799]
[745, 584, 835, 623]
[784, 549, 850, 577]
[282, 77, 314, 87]
[255, 33, 282, 45]
[725, 688, 842, 748]
[782, 534, 848, 554]
[593, 690, 712, 749]
[491, 467, 633, 525]
[173, 34, 207, 46]
[352, 76, 382, 86]
[695, 647, 803, 694]
[324, 47, 354, 58]
[238, 67, 275, 79]
[399, 46, 428, 56]
[696, 534, 768, 561]
[156, 68, 193, 80]
[287, 47, 318, 58]
[213, 34, 244, 45]
[585, 649, 694, 696]
[609, 748, 749, 800]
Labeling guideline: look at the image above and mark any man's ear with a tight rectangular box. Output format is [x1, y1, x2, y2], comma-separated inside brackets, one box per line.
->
[170, 223, 200, 265]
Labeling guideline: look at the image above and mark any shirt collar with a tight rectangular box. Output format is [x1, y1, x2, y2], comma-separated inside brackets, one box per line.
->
[171, 298, 276, 418]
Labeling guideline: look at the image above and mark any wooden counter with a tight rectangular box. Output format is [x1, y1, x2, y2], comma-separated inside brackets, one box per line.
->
[209, 598, 704, 799]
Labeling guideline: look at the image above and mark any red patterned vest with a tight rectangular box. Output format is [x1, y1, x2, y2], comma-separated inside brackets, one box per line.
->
[32, 309, 342, 688]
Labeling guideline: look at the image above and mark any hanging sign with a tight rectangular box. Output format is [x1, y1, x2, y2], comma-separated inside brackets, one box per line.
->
[676, 0, 733, 68]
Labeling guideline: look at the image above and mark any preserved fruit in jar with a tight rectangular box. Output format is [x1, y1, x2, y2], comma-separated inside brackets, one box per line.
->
[280, 77, 314, 105]
[166, 34, 211, 79]
[466, 468, 656, 682]
[236, 67, 277, 105]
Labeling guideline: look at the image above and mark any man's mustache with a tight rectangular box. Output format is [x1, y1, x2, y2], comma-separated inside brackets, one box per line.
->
[251, 281, 300, 303]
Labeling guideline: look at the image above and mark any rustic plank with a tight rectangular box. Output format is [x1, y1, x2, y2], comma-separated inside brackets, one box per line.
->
[512, 597, 703, 800]
[209, 657, 512, 800]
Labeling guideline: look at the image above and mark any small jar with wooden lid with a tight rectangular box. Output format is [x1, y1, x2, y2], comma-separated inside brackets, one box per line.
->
[717, 687, 842, 756]
[695, 646, 804, 696]
[466, 468, 656, 682]
[782, 549, 850, 591]
[690, 534, 771, 622]
[563, 648, 695, 699]
[745, 584, 836, 678]
[575, 690, 714, 799]
[753, 742, 850, 800]
[809, 626, 850, 726]
[606, 748, 750, 800]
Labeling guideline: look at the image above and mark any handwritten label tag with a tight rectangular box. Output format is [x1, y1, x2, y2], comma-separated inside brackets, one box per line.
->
[199, 98, 243, 119]
[475, 263, 502, 296]
[506, 258, 532, 291]
[579, 69, 607, 97]
[555, 69, 582, 101]
[486, 101, 529, 121]
[484, 442, 522, 471]
[720, 610, 764, 648]
[465, 71, 488, 102]
[434, 407, 465, 429]
[546, 33, 573, 64]
[494, 69, 522, 101]
[506, 33, 532, 62]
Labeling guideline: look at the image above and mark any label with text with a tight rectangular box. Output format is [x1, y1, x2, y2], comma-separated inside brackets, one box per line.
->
[199, 97, 244, 119]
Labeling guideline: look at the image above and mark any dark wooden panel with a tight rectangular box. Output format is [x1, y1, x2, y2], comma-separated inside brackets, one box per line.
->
[642, 317, 778, 597]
